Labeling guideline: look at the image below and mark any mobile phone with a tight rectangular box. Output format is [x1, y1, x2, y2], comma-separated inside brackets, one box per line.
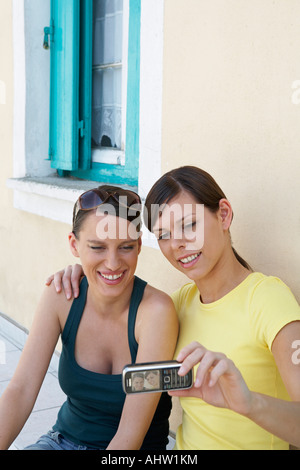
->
[122, 360, 193, 394]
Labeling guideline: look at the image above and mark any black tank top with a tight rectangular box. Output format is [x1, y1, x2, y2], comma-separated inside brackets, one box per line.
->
[53, 276, 171, 449]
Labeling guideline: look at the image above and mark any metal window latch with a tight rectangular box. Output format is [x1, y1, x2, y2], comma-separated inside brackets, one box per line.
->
[43, 23, 54, 50]
[78, 120, 86, 138]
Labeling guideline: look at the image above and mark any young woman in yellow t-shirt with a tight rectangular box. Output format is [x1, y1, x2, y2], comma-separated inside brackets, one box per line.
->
[48, 166, 300, 450]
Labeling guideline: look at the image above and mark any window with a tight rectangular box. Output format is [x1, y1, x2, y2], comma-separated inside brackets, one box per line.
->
[46, 0, 140, 186]
[9, 0, 163, 231]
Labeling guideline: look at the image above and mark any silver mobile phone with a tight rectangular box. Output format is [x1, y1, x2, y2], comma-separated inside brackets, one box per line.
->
[122, 360, 193, 394]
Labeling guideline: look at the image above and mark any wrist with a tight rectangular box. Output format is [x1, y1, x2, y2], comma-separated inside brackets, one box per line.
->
[242, 391, 263, 420]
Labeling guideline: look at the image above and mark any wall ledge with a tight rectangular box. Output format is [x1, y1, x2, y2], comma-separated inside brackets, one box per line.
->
[7, 176, 97, 225]
[6, 176, 158, 248]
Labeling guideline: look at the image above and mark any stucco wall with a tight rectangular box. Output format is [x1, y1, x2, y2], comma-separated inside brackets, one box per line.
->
[160, 0, 300, 302]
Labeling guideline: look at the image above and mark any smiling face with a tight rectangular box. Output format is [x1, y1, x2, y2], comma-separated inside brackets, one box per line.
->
[145, 371, 159, 388]
[69, 211, 141, 298]
[152, 191, 232, 283]
[132, 374, 144, 391]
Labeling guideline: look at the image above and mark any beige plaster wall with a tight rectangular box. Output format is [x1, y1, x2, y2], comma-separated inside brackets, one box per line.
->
[0, 2, 75, 330]
[161, 0, 300, 302]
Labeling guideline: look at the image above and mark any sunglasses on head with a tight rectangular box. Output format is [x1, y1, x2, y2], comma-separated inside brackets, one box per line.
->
[74, 188, 141, 220]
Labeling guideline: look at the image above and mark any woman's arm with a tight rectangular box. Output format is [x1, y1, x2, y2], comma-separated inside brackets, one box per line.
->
[248, 321, 300, 447]
[0, 284, 63, 449]
[107, 288, 179, 450]
[170, 320, 300, 448]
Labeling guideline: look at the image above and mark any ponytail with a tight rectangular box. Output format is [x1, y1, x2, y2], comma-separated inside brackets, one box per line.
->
[232, 247, 252, 271]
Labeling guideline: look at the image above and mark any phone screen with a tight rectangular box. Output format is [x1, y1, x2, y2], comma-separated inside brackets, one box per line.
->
[127, 369, 161, 392]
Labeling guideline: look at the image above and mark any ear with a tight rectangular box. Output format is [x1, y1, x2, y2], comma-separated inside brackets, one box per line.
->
[218, 199, 233, 231]
[68, 232, 80, 258]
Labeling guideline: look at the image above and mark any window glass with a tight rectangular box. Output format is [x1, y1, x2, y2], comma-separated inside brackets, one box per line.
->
[92, 0, 123, 149]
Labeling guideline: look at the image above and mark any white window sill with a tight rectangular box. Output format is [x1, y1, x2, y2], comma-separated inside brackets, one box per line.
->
[6, 176, 103, 225]
[6, 176, 158, 249]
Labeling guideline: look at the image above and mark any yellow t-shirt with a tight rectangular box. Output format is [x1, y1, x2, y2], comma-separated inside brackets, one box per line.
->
[171, 272, 300, 450]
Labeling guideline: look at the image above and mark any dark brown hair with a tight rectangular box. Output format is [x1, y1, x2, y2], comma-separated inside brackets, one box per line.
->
[144, 166, 251, 270]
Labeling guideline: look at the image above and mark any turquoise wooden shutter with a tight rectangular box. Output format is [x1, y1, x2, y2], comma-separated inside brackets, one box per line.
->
[78, 0, 93, 170]
[48, 0, 80, 171]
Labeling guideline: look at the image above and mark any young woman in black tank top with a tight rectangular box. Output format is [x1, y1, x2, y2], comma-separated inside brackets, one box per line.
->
[0, 186, 178, 450]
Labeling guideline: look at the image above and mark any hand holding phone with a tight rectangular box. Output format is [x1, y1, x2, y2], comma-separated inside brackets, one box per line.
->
[122, 360, 193, 394]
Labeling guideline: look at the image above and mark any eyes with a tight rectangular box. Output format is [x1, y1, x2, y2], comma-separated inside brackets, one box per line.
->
[157, 232, 170, 241]
[156, 221, 197, 241]
[89, 244, 136, 252]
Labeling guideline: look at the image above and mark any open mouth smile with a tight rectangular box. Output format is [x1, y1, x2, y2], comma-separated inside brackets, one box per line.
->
[98, 271, 126, 284]
[178, 252, 201, 268]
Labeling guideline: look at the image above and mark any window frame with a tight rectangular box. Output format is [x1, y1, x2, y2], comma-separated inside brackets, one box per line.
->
[48, 0, 141, 186]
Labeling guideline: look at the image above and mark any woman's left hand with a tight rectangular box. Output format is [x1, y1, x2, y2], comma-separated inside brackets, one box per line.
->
[169, 342, 253, 416]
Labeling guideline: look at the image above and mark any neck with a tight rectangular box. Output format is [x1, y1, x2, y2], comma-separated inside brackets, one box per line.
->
[195, 250, 251, 304]
[87, 277, 135, 318]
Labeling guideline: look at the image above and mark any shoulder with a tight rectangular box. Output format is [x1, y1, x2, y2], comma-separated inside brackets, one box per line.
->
[39, 282, 72, 331]
[135, 283, 179, 357]
[250, 272, 299, 308]
[135, 283, 178, 337]
[171, 282, 197, 312]
[40, 281, 71, 309]
[142, 283, 177, 317]
[248, 272, 300, 347]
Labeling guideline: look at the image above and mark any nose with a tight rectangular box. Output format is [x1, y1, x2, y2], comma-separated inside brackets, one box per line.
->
[104, 249, 122, 272]
[170, 229, 187, 252]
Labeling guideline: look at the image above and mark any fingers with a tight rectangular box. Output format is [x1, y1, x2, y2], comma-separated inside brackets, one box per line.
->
[60, 266, 73, 300]
[45, 274, 54, 286]
[60, 265, 82, 300]
[195, 352, 228, 388]
[46, 271, 64, 292]
[71, 263, 84, 298]
[45, 264, 83, 300]
[177, 342, 207, 376]
[45, 268, 68, 293]
[207, 358, 231, 387]
[177, 341, 231, 388]
[177, 341, 206, 363]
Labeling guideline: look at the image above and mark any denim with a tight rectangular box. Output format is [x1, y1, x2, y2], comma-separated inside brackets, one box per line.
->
[24, 430, 102, 450]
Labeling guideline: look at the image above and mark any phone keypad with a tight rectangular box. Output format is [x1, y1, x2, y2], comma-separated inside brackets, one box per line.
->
[162, 368, 190, 390]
